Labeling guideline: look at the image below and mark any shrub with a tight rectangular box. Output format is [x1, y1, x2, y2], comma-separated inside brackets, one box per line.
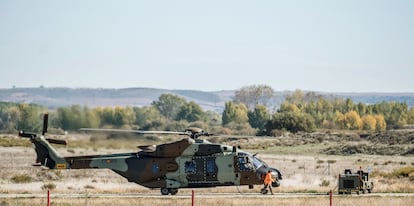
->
[41, 182, 56, 191]
[320, 179, 330, 187]
[84, 185, 95, 189]
[372, 166, 414, 180]
[270, 129, 285, 137]
[265, 111, 316, 133]
[390, 166, 414, 178]
[0, 136, 31, 147]
[11, 174, 32, 183]
[327, 160, 336, 164]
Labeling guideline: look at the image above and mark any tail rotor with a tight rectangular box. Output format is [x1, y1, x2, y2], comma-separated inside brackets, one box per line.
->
[19, 113, 67, 145]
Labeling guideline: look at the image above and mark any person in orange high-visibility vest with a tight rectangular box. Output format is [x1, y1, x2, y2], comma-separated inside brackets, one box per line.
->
[261, 170, 274, 195]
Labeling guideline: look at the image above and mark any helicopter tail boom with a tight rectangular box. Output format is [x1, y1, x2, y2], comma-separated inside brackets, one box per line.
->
[19, 114, 135, 171]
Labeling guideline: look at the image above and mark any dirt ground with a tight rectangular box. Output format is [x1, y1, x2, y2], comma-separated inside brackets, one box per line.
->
[0, 145, 413, 194]
[0, 131, 413, 205]
[2, 196, 414, 206]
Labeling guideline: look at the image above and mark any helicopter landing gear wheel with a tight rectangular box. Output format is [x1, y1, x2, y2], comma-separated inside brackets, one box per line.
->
[161, 188, 170, 195]
[169, 188, 178, 195]
[160, 188, 178, 195]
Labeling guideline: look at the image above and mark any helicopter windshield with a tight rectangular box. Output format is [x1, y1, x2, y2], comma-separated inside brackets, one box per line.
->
[239, 152, 267, 170]
[252, 156, 265, 169]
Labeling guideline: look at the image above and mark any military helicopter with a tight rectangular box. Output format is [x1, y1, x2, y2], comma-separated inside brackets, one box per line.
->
[19, 114, 282, 195]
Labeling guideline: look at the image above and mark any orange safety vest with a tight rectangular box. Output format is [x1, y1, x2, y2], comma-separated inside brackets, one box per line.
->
[264, 172, 273, 185]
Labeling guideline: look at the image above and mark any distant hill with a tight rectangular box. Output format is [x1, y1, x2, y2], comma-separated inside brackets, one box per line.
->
[0, 87, 413, 111]
[0, 87, 233, 112]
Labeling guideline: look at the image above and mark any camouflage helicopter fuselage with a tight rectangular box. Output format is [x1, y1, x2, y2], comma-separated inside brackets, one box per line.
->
[25, 132, 282, 195]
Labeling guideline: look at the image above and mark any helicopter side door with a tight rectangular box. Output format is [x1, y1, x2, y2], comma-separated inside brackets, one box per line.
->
[235, 153, 259, 186]
[184, 157, 204, 183]
[181, 156, 219, 186]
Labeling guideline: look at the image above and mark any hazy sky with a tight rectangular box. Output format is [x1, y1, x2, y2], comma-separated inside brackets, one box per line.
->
[1, 0, 413, 92]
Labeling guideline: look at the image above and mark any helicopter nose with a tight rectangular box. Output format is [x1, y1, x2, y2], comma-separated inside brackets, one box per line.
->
[270, 168, 282, 187]
[272, 180, 281, 187]
[271, 168, 283, 180]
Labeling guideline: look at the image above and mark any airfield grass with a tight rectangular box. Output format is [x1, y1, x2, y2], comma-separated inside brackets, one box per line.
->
[263, 143, 332, 155]
[1, 196, 414, 206]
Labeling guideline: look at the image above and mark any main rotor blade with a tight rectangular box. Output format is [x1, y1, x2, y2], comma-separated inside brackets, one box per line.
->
[79, 128, 190, 136]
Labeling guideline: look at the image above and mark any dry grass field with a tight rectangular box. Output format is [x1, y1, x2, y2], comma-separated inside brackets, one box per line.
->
[0, 131, 413, 205]
[1, 196, 414, 206]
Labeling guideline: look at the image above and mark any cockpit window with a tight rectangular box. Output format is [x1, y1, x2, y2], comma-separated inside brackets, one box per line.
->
[238, 152, 256, 171]
[239, 152, 266, 170]
[252, 156, 264, 169]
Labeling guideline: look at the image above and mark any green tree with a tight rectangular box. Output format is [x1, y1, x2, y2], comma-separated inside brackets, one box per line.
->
[204, 111, 221, 126]
[83, 107, 100, 128]
[18, 104, 42, 132]
[176, 101, 205, 122]
[357, 102, 367, 115]
[222, 101, 248, 126]
[133, 106, 162, 128]
[344, 98, 354, 113]
[99, 107, 115, 126]
[408, 107, 414, 124]
[386, 102, 408, 129]
[57, 105, 83, 131]
[265, 111, 315, 133]
[4, 106, 20, 131]
[152, 94, 186, 120]
[248, 105, 270, 131]
[113, 106, 135, 127]
[279, 102, 301, 113]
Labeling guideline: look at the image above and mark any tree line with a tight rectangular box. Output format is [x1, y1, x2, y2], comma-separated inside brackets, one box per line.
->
[1, 85, 413, 135]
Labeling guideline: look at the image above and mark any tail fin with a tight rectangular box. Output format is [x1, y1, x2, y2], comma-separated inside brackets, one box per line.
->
[20, 131, 67, 169]
[18, 114, 68, 169]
